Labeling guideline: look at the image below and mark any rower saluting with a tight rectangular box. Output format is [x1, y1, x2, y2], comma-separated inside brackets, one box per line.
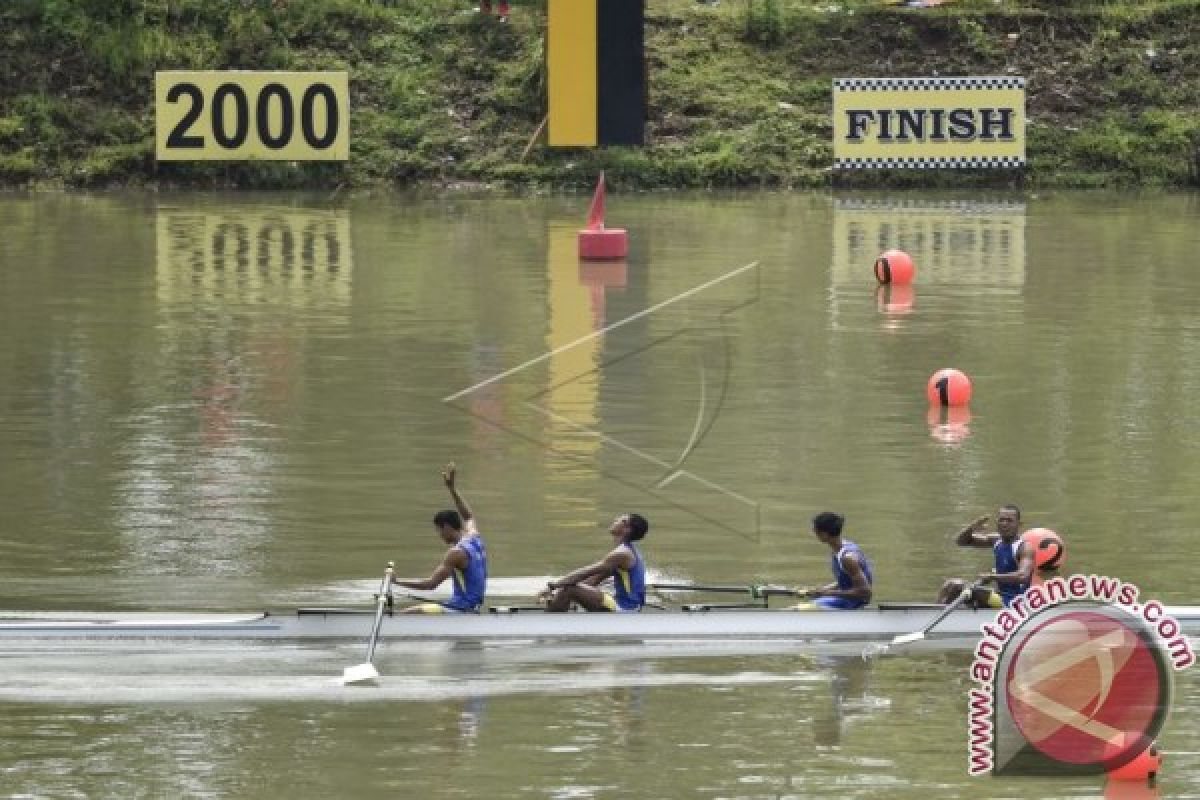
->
[392, 463, 488, 613]
[936, 504, 1033, 609]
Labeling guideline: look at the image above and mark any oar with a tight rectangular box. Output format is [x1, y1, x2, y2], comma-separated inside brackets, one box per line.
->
[862, 584, 976, 660]
[341, 562, 394, 686]
[649, 582, 758, 594]
[650, 582, 808, 597]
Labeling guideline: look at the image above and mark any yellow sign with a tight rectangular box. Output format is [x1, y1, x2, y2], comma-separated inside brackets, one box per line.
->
[155, 207, 352, 308]
[155, 71, 349, 161]
[832, 76, 1024, 169]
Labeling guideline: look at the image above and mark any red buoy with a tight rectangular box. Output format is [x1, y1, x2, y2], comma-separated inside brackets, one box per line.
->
[1106, 735, 1162, 784]
[1022, 528, 1066, 572]
[927, 368, 972, 407]
[874, 249, 915, 285]
[578, 172, 628, 260]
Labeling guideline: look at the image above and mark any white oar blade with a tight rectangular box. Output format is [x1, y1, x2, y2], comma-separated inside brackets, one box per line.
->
[891, 631, 925, 646]
[341, 662, 381, 686]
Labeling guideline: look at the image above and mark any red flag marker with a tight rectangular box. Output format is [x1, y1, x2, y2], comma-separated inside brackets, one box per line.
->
[578, 172, 628, 260]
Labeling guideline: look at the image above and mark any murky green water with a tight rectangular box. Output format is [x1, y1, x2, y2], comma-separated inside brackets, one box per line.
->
[1, 190, 1199, 798]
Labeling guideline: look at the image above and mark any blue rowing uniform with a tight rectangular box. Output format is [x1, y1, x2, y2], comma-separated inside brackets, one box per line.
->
[611, 543, 645, 612]
[444, 534, 487, 612]
[993, 538, 1026, 607]
[815, 540, 873, 610]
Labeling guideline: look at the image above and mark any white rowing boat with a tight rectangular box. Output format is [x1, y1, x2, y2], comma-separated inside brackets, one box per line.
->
[3, 604, 1198, 642]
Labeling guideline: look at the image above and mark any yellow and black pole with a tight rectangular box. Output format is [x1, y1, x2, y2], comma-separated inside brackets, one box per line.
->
[547, 0, 645, 147]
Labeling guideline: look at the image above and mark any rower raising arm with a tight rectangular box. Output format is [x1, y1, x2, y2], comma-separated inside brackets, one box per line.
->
[392, 463, 488, 613]
[955, 514, 999, 547]
[938, 504, 1033, 608]
[442, 463, 478, 536]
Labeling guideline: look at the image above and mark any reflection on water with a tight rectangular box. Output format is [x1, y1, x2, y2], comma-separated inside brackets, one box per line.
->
[812, 655, 889, 748]
[833, 195, 1026, 287]
[111, 206, 356, 581]
[927, 404, 973, 447]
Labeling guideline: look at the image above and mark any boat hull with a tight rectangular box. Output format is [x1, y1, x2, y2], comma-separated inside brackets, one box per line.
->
[2, 605, 1198, 643]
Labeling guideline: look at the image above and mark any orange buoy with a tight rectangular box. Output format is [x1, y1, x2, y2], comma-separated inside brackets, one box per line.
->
[927, 368, 971, 407]
[578, 171, 628, 260]
[874, 249, 915, 285]
[1022, 527, 1066, 572]
[1105, 735, 1162, 783]
[1103, 780, 1160, 800]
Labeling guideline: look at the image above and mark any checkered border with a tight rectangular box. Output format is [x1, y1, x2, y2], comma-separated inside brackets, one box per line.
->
[834, 156, 1026, 169]
[833, 76, 1025, 91]
[834, 198, 1026, 213]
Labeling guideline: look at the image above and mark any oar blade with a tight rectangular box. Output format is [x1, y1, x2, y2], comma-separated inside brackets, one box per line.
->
[891, 631, 926, 646]
[342, 662, 381, 686]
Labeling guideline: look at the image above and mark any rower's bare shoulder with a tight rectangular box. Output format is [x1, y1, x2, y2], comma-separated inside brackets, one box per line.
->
[605, 544, 636, 567]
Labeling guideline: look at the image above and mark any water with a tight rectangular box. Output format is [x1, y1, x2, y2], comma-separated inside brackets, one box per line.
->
[1, 189, 1199, 798]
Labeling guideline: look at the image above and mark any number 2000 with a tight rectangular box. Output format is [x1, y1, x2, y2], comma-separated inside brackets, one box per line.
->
[165, 81, 339, 151]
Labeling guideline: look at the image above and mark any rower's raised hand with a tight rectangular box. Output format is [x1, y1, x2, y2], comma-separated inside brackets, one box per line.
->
[442, 462, 457, 489]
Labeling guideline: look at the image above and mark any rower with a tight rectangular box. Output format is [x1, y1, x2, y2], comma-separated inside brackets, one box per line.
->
[789, 512, 873, 610]
[540, 513, 648, 612]
[936, 504, 1033, 608]
[391, 463, 487, 613]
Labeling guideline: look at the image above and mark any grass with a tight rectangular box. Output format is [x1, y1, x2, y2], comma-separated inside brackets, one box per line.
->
[0, 0, 1198, 188]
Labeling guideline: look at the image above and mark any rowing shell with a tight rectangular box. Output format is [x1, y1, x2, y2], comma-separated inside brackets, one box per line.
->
[2, 605, 1199, 642]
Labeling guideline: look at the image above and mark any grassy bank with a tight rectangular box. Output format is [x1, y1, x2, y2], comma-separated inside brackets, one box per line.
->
[2, 0, 1199, 189]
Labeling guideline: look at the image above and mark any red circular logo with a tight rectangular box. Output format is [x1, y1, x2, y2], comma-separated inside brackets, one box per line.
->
[1005, 608, 1169, 769]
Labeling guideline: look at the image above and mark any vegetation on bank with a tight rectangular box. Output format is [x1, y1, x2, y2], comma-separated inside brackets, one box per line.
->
[1, 0, 1199, 189]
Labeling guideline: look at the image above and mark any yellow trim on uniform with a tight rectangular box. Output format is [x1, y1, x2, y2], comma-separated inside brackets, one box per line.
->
[617, 568, 631, 594]
[600, 593, 618, 612]
[787, 602, 820, 612]
[413, 603, 448, 614]
[985, 591, 1004, 609]
[547, 0, 597, 146]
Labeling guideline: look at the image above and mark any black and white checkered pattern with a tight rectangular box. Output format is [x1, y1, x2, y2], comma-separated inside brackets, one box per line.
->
[834, 76, 1025, 91]
[834, 156, 1025, 169]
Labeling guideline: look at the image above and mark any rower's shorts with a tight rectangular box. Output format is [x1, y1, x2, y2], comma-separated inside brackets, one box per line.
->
[600, 593, 641, 612]
[814, 596, 866, 610]
[982, 591, 1005, 609]
[408, 603, 473, 614]
[789, 597, 866, 611]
